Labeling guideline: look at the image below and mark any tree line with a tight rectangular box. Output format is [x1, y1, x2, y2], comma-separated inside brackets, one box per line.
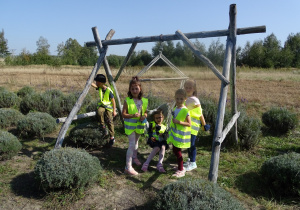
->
[1, 29, 300, 69]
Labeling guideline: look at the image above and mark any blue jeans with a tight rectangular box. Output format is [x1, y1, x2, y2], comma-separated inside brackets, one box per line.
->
[188, 134, 197, 162]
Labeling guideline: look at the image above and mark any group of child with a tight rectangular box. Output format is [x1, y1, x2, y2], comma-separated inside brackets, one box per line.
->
[92, 74, 210, 178]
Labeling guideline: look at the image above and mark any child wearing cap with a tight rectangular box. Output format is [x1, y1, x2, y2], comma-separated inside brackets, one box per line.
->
[92, 74, 117, 147]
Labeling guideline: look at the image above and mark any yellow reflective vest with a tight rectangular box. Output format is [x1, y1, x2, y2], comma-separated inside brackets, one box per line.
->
[167, 107, 191, 148]
[124, 97, 148, 135]
[189, 106, 202, 135]
[97, 87, 113, 112]
[149, 121, 166, 141]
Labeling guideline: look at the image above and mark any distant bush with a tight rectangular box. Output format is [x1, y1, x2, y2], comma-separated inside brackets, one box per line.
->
[153, 178, 244, 210]
[49, 95, 74, 118]
[19, 92, 52, 114]
[65, 122, 107, 147]
[200, 97, 218, 135]
[16, 112, 56, 138]
[85, 100, 98, 113]
[34, 147, 102, 190]
[44, 89, 64, 99]
[0, 108, 24, 128]
[0, 90, 20, 108]
[0, 130, 22, 160]
[148, 93, 166, 110]
[260, 152, 300, 197]
[262, 107, 298, 134]
[17, 86, 35, 98]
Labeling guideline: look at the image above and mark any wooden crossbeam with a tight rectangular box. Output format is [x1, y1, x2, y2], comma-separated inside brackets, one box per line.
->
[86, 26, 266, 47]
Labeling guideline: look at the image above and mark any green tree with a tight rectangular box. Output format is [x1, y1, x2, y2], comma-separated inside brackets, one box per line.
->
[207, 38, 225, 66]
[78, 46, 98, 66]
[57, 38, 82, 65]
[33, 36, 52, 64]
[284, 33, 300, 68]
[262, 33, 281, 68]
[0, 29, 10, 57]
[193, 39, 207, 66]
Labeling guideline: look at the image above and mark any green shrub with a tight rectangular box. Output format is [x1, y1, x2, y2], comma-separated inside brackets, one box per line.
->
[262, 107, 298, 134]
[71, 91, 92, 107]
[49, 95, 74, 118]
[200, 97, 218, 135]
[65, 122, 107, 147]
[0, 108, 24, 128]
[0, 90, 20, 108]
[17, 112, 57, 138]
[44, 89, 64, 99]
[34, 147, 102, 190]
[148, 93, 166, 110]
[19, 92, 52, 114]
[153, 178, 244, 210]
[85, 100, 98, 113]
[17, 86, 35, 98]
[0, 130, 22, 160]
[260, 152, 300, 197]
[0, 87, 6, 92]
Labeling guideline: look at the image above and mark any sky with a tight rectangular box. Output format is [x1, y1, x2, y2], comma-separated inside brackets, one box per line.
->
[2, 1, 300, 56]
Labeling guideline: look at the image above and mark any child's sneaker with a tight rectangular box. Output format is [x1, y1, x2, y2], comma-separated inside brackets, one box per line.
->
[172, 169, 185, 178]
[185, 161, 197, 171]
[156, 163, 166, 173]
[141, 163, 149, 172]
[183, 158, 190, 167]
[124, 167, 138, 176]
[108, 138, 115, 147]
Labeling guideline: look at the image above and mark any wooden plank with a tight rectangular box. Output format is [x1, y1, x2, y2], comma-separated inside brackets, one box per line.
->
[56, 112, 96, 123]
[85, 26, 266, 47]
[230, 4, 238, 145]
[208, 38, 233, 183]
[114, 42, 138, 82]
[217, 112, 240, 144]
[54, 46, 111, 149]
[139, 77, 189, 82]
[92, 27, 124, 125]
[176, 30, 230, 85]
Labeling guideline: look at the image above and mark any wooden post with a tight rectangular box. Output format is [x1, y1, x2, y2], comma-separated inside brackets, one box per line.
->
[92, 27, 124, 124]
[176, 30, 230, 85]
[114, 42, 137, 82]
[54, 48, 112, 148]
[229, 4, 238, 145]
[208, 39, 233, 183]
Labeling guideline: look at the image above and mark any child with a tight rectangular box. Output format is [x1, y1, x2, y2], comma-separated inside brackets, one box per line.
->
[183, 79, 210, 171]
[122, 76, 148, 176]
[167, 89, 191, 178]
[92, 74, 117, 147]
[141, 109, 168, 173]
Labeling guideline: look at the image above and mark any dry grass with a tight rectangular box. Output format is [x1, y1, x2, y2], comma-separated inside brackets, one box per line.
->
[1, 65, 299, 117]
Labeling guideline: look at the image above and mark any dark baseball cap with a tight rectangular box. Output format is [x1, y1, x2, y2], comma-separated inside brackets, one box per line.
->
[94, 74, 106, 83]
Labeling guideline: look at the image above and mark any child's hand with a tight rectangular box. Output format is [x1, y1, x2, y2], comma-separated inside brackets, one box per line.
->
[172, 119, 180, 124]
[139, 115, 146, 122]
[133, 113, 140, 118]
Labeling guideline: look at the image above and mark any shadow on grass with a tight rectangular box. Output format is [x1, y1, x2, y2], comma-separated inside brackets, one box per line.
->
[10, 171, 46, 199]
[235, 171, 300, 205]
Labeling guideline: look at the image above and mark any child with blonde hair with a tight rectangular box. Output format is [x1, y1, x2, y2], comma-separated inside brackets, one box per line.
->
[183, 79, 210, 171]
[167, 89, 191, 178]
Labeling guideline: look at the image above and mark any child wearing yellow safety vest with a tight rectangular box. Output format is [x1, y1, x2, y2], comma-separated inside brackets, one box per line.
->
[183, 79, 210, 172]
[167, 89, 191, 178]
[141, 108, 168, 173]
[122, 76, 148, 176]
[92, 74, 117, 147]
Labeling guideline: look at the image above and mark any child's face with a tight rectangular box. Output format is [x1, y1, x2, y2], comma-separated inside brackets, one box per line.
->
[130, 84, 141, 98]
[175, 93, 186, 107]
[154, 113, 164, 124]
[184, 82, 194, 97]
[96, 81, 104, 88]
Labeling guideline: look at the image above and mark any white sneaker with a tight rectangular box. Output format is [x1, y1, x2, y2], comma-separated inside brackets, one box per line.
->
[185, 162, 197, 171]
[183, 158, 190, 167]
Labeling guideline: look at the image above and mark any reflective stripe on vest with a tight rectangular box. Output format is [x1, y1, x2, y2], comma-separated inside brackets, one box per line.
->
[98, 87, 113, 111]
[189, 106, 202, 135]
[167, 107, 191, 148]
[124, 97, 148, 135]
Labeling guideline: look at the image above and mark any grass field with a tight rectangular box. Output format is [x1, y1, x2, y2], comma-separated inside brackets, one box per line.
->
[0, 65, 299, 209]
